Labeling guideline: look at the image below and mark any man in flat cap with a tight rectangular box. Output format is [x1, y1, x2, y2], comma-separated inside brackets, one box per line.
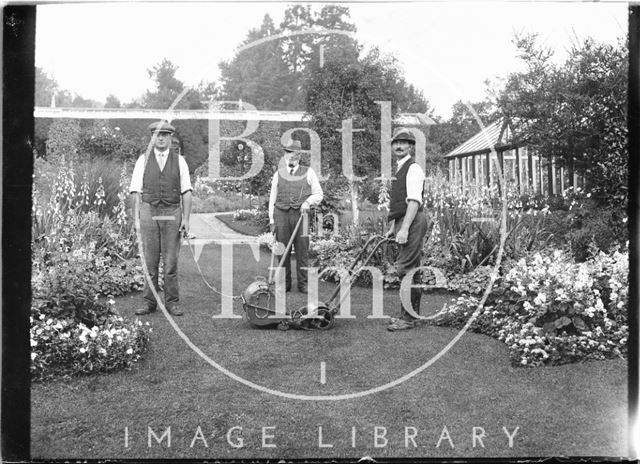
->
[129, 121, 192, 316]
[268, 139, 323, 293]
[386, 127, 429, 331]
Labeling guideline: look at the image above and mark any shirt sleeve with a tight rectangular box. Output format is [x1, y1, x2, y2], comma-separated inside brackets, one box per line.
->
[129, 155, 146, 193]
[268, 172, 278, 223]
[178, 155, 192, 194]
[304, 168, 324, 207]
[405, 163, 425, 204]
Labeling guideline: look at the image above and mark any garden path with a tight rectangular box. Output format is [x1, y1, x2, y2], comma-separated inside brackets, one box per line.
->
[189, 212, 258, 242]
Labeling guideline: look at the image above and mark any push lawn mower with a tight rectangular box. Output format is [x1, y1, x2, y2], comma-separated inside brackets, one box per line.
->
[241, 215, 391, 331]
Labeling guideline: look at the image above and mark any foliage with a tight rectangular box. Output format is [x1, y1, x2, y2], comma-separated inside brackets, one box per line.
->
[446, 265, 495, 295]
[429, 248, 628, 367]
[31, 155, 149, 380]
[492, 33, 628, 205]
[305, 46, 432, 180]
[310, 226, 399, 288]
[30, 311, 151, 382]
[423, 169, 555, 273]
[218, 5, 359, 110]
[79, 122, 140, 161]
[45, 119, 82, 163]
[431, 99, 498, 155]
[233, 207, 270, 232]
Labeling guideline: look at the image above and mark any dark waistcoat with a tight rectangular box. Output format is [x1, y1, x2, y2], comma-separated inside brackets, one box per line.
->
[388, 158, 423, 220]
[275, 166, 312, 210]
[142, 150, 181, 206]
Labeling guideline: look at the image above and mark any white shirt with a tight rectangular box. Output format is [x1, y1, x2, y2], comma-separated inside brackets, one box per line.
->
[129, 149, 192, 194]
[396, 155, 425, 204]
[268, 164, 324, 223]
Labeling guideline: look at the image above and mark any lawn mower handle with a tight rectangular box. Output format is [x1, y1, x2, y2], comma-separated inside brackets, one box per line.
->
[268, 213, 305, 284]
[325, 234, 391, 306]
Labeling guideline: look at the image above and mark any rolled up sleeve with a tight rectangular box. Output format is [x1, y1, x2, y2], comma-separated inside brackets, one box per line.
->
[268, 172, 278, 223]
[304, 168, 324, 207]
[405, 163, 425, 204]
[178, 155, 192, 194]
[129, 155, 145, 193]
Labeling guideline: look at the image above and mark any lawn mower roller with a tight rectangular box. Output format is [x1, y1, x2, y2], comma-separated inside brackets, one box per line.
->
[241, 215, 390, 331]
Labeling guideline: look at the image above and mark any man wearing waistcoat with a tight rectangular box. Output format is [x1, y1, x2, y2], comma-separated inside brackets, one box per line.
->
[386, 127, 428, 331]
[268, 140, 323, 293]
[129, 121, 193, 316]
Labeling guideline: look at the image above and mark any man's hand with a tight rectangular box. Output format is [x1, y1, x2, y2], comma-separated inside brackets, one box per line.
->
[270, 223, 276, 234]
[395, 228, 409, 245]
[180, 218, 190, 237]
[385, 227, 395, 238]
[300, 201, 310, 213]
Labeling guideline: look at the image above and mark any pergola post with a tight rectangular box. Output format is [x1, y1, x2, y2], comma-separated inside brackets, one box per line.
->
[486, 151, 492, 188]
[461, 156, 467, 188]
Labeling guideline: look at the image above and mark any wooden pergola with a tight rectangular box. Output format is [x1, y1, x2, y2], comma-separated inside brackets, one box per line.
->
[445, 119, 585, 196]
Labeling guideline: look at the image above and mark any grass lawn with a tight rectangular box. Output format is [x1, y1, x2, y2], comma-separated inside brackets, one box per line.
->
[31, 243, 629, 460]
[216, 213, 267, 236]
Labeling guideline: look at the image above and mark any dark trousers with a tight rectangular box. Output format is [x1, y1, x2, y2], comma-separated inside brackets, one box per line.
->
[394, 211, 429, 320]
[140, 202, 181, 309]
[274, 207, 308, 290]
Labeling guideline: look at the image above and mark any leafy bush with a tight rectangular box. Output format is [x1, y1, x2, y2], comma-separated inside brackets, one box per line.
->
[79, 123, 141, 161]
[428, 248, 628, 367]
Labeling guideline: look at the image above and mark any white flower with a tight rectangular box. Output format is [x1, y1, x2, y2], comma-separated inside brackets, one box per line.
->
[533, 293, 546, 306]
[31, 353, 37, 360]
[79, 347, 86, 353]
[30, 339, 37, 347]
[126, 348, 133, 355]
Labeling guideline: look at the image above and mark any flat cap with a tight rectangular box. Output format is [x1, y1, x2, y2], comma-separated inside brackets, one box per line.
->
[391, 127, 416, 144]
[148, 120, 175, 134]
[283, 139, 302, 152]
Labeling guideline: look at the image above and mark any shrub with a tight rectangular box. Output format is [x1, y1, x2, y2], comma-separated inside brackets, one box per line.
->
[428, 248, 628, 367]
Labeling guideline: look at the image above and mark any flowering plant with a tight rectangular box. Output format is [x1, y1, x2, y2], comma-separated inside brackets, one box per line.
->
[429, 247, 628, 366]
[30, 310, 151, 381]
[31, 155, 149, 380]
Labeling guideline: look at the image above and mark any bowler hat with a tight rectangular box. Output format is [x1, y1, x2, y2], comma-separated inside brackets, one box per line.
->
[148, 120, 175, 134]
[391, 127, 416, 144]
[283, 139, 302, 152]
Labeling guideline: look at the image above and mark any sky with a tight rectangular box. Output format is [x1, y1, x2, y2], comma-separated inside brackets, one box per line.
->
[35, 1, 628, 119]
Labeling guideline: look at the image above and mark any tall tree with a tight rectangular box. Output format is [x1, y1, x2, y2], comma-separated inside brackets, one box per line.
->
[493, 33, 627, 204]
[218, 5, 359, 110]
[218, 14, 294, 109]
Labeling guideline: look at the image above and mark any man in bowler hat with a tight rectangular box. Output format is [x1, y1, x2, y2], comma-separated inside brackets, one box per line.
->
[129, 121, 192, 316]
[268, 139, 323, 293]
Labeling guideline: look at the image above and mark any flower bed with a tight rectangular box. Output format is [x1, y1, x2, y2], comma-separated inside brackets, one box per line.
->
[31, 155, 151, 380]
[428, 248, 628, 367]
[30, 312, 151, 382]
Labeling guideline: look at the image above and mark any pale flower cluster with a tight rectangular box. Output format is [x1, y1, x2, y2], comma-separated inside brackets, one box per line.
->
[431, 247, 628, 367]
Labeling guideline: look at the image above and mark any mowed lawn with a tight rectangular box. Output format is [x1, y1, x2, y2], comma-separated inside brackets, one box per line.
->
[31, 242, 629, 460]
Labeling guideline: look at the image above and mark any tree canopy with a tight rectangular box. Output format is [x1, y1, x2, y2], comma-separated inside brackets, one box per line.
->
[218, 5, 360, 110]
[492, 33, 627, 204]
